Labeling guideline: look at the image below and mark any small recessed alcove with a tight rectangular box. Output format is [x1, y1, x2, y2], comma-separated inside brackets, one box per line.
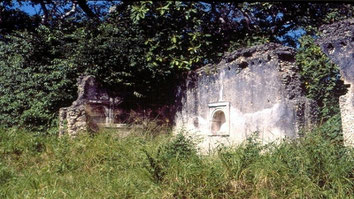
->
[211, 110, 226, 134]
[208, 102, 230, 136]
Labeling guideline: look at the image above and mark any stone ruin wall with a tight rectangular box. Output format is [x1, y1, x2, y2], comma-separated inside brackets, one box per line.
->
[317, 18, 354, 147]
[59, 76, 123, 136]
[59, 75, 173, 136]
[174, 43, 318, 151]
[59, 18, 354, 148]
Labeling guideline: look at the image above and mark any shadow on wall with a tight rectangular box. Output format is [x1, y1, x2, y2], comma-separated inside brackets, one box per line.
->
[211, 110, 226, 135]
[317, 18, 354, 146]
[59, 75, 184, 136]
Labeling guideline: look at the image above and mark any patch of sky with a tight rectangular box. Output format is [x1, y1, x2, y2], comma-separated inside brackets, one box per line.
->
[14, 0, 121, 17]
[13, 1, 40, 16]
[276, 12, 283, 20]
[266, 12, 283, 23]
[278, 28, 306, 48]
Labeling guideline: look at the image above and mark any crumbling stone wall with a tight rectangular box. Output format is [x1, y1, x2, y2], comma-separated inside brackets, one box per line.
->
[317, 18, 354, 147]
[59, 76, 122, 136]
[175, 43, 317, 151]
[59, 19, 353, 148]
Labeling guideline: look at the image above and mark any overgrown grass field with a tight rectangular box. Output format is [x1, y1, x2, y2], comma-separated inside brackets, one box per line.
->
[0, 126, 353, 198]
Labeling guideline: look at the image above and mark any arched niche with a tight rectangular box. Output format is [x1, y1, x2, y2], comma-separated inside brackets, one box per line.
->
[208, 101, 230, 136]
[211, 110, 226, 135]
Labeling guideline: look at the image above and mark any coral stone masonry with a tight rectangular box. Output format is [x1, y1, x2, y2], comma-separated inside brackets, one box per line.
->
[174, 43, 317, 151]
[317, 18, 354, 147]
[59, 18, 354, 149]
[59, 76, 122, 136]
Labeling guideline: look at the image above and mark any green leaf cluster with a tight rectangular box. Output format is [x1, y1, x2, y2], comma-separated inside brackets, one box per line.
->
[1, 2, 353, 130]
[296, 35, 347, 121]
[130, 2, 219, 70]
[0, 28, 77, 130]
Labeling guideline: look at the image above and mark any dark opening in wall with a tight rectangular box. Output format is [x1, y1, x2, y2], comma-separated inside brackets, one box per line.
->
[239, 61, 248, 69]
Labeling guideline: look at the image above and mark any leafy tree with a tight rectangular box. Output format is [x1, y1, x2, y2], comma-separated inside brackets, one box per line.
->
[1, 1, 353, 130]
[129, 2, 217, 70]
[0, 1, 40, 37]
[0, 27, 77, 129]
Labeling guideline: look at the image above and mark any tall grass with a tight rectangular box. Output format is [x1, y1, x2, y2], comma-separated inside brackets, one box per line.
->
[0, 126, 353, 198]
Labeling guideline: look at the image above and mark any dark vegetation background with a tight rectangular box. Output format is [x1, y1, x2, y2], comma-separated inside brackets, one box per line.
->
[0, 1, 352, 134]
[0, 2, 353, 198]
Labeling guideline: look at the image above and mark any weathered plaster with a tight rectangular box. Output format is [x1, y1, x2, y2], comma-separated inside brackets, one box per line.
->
[174, 43, 317, 152]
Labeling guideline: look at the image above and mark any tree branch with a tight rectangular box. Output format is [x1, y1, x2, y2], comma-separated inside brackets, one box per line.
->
[60, 1, 78, 19]
[77, 0, 97, 19]
[39, 0, 49, 24]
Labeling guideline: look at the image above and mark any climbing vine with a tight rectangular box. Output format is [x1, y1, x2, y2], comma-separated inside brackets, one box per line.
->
[296, 35, 347, 121]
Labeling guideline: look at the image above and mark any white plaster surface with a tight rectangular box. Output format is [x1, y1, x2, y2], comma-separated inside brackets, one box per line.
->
[175, 102, 298, 152]
[174, 44, 312, 152]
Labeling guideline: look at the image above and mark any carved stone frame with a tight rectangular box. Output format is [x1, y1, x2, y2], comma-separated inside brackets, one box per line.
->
[208, 101, 230, 136]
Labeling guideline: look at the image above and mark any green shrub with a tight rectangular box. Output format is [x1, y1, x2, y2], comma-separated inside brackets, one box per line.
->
[0, 29, 77, 130]
[296, 35, 347, 121]
[143, 132, 197, 183]
[159, 133, 197, 161]
[219, 133, 262, 180]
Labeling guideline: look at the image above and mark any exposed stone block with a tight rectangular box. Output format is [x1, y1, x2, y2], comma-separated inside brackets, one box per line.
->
[59, 75, 122, 136]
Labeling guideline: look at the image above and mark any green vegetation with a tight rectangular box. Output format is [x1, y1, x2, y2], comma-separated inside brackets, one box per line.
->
[296, 36, 347, 121]
[1, 1, 354, 130]
[295, 36, 348, 143]
[0, 2, 353, 197]
[0, 126, 352, 198]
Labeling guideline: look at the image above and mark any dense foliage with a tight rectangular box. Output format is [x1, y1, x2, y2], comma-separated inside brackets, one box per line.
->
[296, 36, 348, 120]
[0, 1, 353, 129]
[0, 2, 353, 198]
[0, 28, 77, 129]
[0, 128, 353, 198]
